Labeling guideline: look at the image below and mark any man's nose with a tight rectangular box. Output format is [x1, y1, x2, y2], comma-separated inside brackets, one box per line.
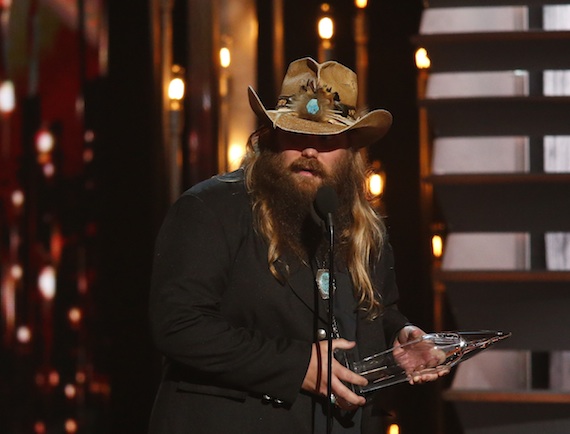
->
[301, 147, 318, 158]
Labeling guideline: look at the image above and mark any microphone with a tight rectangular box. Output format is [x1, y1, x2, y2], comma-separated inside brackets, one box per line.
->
[313, 186, 339, 434]
[313, 185, 339, 232]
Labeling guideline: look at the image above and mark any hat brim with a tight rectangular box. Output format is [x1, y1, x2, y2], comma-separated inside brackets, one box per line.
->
[248, 86, 392, 148]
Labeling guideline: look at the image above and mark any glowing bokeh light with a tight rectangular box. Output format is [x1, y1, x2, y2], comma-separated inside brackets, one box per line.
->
[38, 266, 56, 300]
[68, 307, 82, 325]
[16, 326, 31, 343]
[368, 173, 384, 197]
[415, 48, 431, 69]
[64, 384, 77, 399]
[11, 264, 23, 280]
[168, 78, 185, 101]
[432, 235, 443, 258]
[228, 143, 245, 171]
[220, 47, 231, 68]
[43, 163, 55, 178]
[0, 80, 15, 114]
[48, 370, 60, 387]
[318, 17, 334, 40]
[388, 424, 400, 434]
[11, 190, 24, 207]
[34, 421, 46, 434]
[65, 419, 78, 433]
[36, 129, 55, 153]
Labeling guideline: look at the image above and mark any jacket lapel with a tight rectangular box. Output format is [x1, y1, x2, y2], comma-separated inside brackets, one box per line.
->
[283, 257, 329, 324]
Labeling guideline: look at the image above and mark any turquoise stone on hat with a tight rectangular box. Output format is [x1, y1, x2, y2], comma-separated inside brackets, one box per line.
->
[306, 98, 320, 115]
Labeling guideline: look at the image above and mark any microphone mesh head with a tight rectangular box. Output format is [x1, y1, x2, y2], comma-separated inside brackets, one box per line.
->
[314, 185, 339, 221]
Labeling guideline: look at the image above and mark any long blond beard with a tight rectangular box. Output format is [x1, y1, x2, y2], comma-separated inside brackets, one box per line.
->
[243, 129, 386, 317]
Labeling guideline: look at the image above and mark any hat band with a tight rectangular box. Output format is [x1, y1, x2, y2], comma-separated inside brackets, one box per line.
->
[275, 94, 357, 127]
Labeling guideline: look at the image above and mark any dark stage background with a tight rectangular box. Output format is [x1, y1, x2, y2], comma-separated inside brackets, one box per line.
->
[2, 1, 459, 433]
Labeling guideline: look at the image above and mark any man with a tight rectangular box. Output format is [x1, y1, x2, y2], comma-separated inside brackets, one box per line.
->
[148, 57, 443, 434]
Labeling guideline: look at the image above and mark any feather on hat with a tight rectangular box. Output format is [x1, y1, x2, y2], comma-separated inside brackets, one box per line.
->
[248, 57, 393, 148]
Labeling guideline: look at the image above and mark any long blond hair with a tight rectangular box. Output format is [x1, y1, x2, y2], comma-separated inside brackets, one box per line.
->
[243, 127, 386, 317]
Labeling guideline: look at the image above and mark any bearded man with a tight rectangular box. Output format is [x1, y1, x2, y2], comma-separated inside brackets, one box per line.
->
[148, 58, 443, 434]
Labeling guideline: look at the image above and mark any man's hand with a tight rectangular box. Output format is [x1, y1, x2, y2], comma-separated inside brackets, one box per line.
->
[393, 325, 450, 385]
[302, 339, 367, 410]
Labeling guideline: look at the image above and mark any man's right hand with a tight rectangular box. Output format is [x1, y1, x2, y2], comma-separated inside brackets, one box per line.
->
[301, 338, 367, 411]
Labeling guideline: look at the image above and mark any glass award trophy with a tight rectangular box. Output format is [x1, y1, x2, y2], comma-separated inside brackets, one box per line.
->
[347, 330, 511, 395]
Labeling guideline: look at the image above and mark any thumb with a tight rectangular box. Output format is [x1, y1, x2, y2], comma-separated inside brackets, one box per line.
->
[331, 338, 357, 351]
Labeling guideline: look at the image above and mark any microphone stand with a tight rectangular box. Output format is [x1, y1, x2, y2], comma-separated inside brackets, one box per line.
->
[313, 185, 340, 434]
[325, 212, 335, 434]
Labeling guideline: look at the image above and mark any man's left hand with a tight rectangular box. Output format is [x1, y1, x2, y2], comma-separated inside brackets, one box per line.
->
[393, 325, 450, 385]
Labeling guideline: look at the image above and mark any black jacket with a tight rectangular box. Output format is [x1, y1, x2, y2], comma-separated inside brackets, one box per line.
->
[148, 170, 409, 434]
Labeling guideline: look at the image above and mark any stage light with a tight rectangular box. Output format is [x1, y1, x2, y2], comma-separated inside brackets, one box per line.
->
[35, 129, 55, 154]
[388, 424, 400, 434]
[168, 65, 185, 112]
[48, 370, 60, 386]
[84, 129, 95, 143]
[367, 161, 386, 197]
[16, 325, 31, 343]
[0, 80, 15, 114]
[220, 47, 231, 68]
[228, 143, 245, 171]
[11, 264, 23, 280]
[68, 307, 82, 325]
[432, 234, 443, 258]
[11, 190, 24, 208]
[34, 421, 46, 434]
[415, 47, 431, 69]
[42, 162, 55, 178]
[368, 173, 384, 197]
[64, 384, 77, 399]
[168, 78, 185, 102]
[38, 266, 56, 300]
[64, 419, 78, 433]
[83, 148, 94, 163]
[318, 16, 334, 40]
[76, 371, 86, 384]
[355, 0, 368, 8]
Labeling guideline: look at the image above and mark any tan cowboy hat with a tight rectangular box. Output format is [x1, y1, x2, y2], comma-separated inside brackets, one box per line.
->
[248, 57, 392, 148]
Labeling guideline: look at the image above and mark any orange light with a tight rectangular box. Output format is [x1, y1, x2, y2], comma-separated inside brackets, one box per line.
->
[48, 370, 60, 387]
[76, 371, 86, 384]
[65, 419, 78, 433]
[34, 421, 46, 434]
[68, 307, 82, 325]
[220, 47, 231, 68]
[168, 78, 185, 101]
[368, 173, 384, 197]
[388, 424, 400, 434]
[432, 235, 443, 258]
[83, 148, 94, 163]
[318, 17, 334, 40]
[65, 384, 77, 399]
[415, 47, 431, 69]
[228, 143, 245, 171]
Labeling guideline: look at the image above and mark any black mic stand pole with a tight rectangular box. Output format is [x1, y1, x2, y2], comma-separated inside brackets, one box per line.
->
[313, 185, 339, 434]
[326, 212, 335, 434]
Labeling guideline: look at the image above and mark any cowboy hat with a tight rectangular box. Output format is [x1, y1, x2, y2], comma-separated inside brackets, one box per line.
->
[248, 57, 392, 148]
